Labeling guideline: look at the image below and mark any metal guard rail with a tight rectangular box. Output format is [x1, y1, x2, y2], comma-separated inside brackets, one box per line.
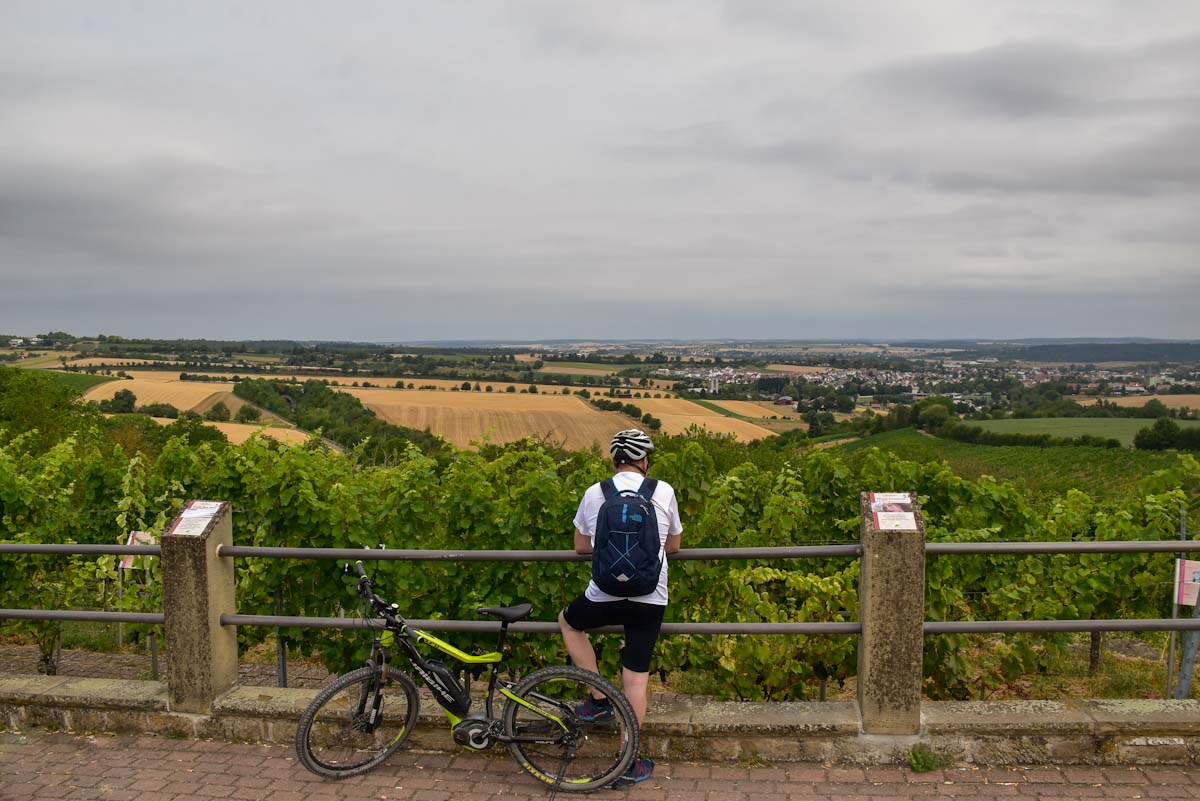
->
[6, 540, 1200, 635]
[220, 614, 860, 635]
[215, 544, 862, 561]
[927, 541, 1200, 555]
[0, 544, 162, 556]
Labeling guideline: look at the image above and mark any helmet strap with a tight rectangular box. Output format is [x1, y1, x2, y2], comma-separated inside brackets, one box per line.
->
[614, 457, 648, 476]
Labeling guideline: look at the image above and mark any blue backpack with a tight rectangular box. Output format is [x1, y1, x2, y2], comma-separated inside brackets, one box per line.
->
[591, 477, 662, 597]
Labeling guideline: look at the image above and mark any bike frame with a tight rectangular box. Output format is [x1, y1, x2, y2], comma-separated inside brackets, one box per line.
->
[363, 591, 571, 745]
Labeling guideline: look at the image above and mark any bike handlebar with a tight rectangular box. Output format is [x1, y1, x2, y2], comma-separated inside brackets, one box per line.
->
[347, 560, 403, 625]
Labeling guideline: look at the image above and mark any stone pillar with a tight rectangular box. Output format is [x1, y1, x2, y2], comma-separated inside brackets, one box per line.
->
[857, 492, 925, 734]
[161, 501, 238, 713]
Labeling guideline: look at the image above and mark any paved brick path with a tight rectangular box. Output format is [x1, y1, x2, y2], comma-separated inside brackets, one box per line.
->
[4, 731, 1200, 801]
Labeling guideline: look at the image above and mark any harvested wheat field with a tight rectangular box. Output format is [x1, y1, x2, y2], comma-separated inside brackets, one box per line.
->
[84, 377, 234, 411]
[206, 422, 310, 446]
[69, 357, 185, 368]
[141, 417, 309, 446]
[343, 388, 633, 450]
[710, 400, 802, 419]
[1077, 394, 1200, 409]
[764, 364, 831, 374]
[631, 399, 775, 441]
[535, 366, 617, 377]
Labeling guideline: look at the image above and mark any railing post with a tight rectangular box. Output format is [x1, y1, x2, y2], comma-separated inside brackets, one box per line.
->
[857, 492, 925, 734]
[161, 501, 238, 713]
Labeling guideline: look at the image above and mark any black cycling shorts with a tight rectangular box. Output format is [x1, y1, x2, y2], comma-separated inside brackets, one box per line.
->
[562, 595, 666, 673]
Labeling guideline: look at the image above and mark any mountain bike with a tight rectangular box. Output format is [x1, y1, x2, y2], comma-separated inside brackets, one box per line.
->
[295, 561, 638, 795]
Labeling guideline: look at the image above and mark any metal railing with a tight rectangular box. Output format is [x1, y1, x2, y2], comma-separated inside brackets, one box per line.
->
[5, 539, 1200, 634]
[5, 535, 1200, 701]
[215, 543, 863, 636]
[922, 539, 1200, 634]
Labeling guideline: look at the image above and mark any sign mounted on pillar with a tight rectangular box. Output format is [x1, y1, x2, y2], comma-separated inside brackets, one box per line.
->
[161, 500, 238, 714]
[1175, 559, 1200, 606]
[868, 492, 918, 531]
[858, 491, 926, 735]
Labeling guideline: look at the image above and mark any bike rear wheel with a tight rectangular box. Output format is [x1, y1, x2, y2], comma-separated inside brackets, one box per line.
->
[501, 665, 638, 792]
[295, 665, 420, 779]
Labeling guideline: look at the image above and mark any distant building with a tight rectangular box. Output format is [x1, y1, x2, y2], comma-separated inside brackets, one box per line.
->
[774, 395, 793, 405]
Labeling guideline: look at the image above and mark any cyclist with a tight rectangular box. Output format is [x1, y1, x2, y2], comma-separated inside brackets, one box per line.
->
[558, 428, 682, 787]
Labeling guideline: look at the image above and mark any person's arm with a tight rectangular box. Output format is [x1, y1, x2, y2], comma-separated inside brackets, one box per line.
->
[664, 532, 681, 555]
[573, 527, 593, 555]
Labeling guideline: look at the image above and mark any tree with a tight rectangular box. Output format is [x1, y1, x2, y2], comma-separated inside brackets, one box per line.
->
[137, 402, 179, 419]
[505, 385, 516, 394]
[1134, 418, 1180, 450]
[100, 388, 138, 414]
[528, 385, 538, 394]
[0, 366, 98, 453]
[235, 405, 262, 423]
[918, 404, 950, 433]
[461, 381, 472, 391]
[204, 402, 231, 422]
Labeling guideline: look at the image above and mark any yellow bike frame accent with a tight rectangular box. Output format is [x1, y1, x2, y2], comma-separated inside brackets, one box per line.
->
[497, 687, 567, 731]
[412, 629, 502, 664]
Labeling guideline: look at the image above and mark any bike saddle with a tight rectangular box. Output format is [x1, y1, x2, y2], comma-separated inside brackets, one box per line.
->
[478, 603, 532, 623]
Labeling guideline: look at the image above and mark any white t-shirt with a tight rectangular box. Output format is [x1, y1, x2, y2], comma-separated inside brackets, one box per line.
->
[573, 472, 683, 606]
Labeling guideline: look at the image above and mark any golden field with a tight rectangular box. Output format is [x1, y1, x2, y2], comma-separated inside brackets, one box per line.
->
[344, 388, 632, 450]
[205, 421, 309, 446]
[631, 399, 775, 441]
[70, 357, 185, 368]
[764, 364, 832, 374]
[138, 416, 309, 446]
[1077, 394, 1200, 409]
[73, 368, 771, 449]
[84, 377, 234, 409]
[711, 400, 802, 419]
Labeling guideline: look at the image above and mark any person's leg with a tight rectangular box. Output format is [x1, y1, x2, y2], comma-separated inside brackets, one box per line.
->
[619, 601, 666, 728]
[620, 667, 649, 726]
[559, 609, 600, 673]
[560, 597, 609, 700]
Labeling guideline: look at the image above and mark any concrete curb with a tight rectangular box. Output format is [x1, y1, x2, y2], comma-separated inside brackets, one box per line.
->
[4, 674, 1200, 765]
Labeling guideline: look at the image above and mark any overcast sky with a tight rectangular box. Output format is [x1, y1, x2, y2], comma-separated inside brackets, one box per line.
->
[2, 2, 1198, 342]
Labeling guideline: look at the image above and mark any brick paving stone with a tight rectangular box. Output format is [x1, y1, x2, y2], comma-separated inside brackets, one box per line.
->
[906, 771, 947, 783]
[1144, 770, 1193, 784]
[831, 768, 868, 782]
[1144, 786, 1196, 797]
[1063, 768, 1109, 784]
[1104, 768, 1150, 784]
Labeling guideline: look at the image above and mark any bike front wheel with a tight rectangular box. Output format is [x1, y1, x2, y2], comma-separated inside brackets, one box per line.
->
[501, 665, 638, 792]
[295, 666, 420, 779]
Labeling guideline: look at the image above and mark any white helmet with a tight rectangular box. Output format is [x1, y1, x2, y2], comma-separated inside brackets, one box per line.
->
[610, 429, 654, 463]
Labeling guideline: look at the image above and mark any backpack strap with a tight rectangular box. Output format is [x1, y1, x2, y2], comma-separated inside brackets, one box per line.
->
[599, 478, 617, 501]
[636, 477, 658, 502]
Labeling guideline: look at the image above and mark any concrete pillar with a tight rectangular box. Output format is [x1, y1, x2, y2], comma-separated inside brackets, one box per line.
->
[161, 501, 238, 713]
[857, 492, 925, 734]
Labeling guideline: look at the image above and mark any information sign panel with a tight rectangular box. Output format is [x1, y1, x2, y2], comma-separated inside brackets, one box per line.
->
[167, 500, 224, 537]
[869, 492, 917, 531]
[1175, 559, 1200, 606]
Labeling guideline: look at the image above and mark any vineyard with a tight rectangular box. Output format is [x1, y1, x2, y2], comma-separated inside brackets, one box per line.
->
[835, 429, 1184, 506]
[3, 383, 1199, 700]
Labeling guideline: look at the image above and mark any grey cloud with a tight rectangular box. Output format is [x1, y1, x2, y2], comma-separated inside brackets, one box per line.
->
[720, 1, 853, 42]
[924, 124, 1200, 195]
[856, 36, 1200, 120]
